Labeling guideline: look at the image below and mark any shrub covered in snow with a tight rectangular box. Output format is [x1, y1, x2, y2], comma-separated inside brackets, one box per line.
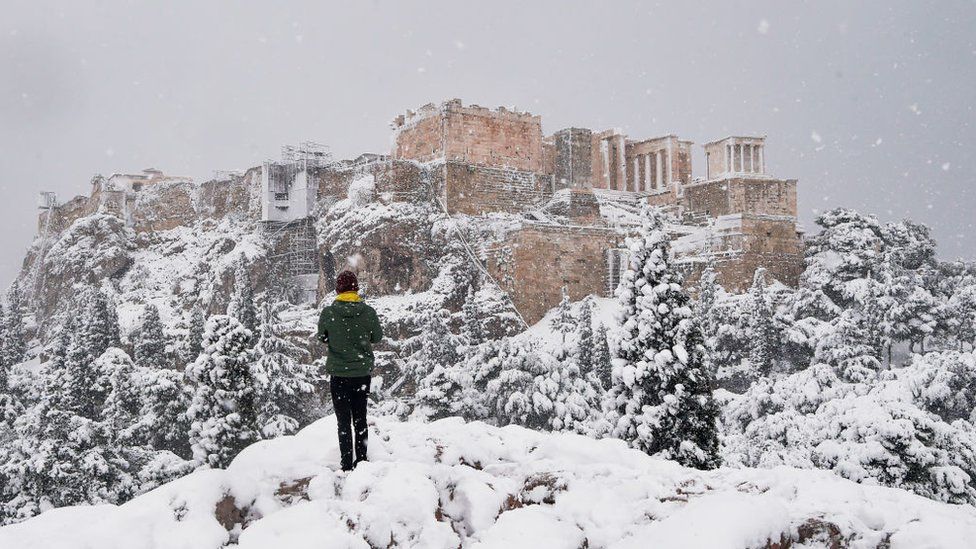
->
[722, 352, 976, 504]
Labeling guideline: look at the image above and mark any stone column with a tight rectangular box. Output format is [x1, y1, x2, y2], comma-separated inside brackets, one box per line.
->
[758, 146, 765, 174]
[656, 150, 664, 190]
[615, 135, 626, 191]
[632, 156, 639, 192]
[644, 154, 651, 191]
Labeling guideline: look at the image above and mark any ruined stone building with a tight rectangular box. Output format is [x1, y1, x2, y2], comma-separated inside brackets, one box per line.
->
[387, 99, 803, 322]
[34, 99, 804, 326]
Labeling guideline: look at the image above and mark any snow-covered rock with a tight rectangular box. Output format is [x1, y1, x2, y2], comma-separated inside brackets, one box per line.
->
[1, 415, 974, 549]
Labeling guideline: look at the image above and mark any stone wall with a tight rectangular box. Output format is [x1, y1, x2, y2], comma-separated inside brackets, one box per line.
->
[393, 100, 544, 173]
[486, 223, 622, 324]
[554, 128, 593, 189]
[391, 113, 444, 164]
[679, 214, 804, 292]
[444, 162, 553, 216]
[682, 177, 797, 218]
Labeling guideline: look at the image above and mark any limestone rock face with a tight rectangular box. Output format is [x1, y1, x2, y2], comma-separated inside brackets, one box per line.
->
[315, 200, 447, 297]
[131, 181, 198, 233]
[33, 214, 134, 324]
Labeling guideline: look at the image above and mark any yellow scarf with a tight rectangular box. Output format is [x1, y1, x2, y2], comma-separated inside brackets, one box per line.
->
[336, 291, 361, 302]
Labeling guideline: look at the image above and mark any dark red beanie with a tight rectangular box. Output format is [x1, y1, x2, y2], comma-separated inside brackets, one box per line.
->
[336, 270, 359, 293]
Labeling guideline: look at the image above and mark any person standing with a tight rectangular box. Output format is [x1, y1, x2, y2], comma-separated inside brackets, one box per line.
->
[317, 270, 383, 471]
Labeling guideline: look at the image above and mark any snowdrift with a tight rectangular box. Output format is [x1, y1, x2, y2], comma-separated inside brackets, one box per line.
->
[1, 415, 974, 549]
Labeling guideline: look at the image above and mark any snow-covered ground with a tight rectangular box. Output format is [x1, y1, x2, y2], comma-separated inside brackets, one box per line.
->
[2, 415, 974, 549]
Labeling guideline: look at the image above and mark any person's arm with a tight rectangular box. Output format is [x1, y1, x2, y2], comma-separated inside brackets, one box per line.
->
[316, 308, 329, 343]
[370, 309, 383, 344]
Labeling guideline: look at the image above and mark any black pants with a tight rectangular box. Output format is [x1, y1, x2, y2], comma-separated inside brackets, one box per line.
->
[330, 375, 370, 471]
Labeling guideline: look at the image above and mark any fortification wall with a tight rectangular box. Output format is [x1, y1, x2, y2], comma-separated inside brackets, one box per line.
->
[392, 114, 444, 163]
[682, 177, 797, 218]
[444, 161, 553, 216]
[393, 100, 544, 172]
[486, 223, 622, 324]
[679, 215, 804, 292]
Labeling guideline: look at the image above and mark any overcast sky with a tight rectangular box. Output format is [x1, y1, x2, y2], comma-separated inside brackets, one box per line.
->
[1, 0, 974, 286]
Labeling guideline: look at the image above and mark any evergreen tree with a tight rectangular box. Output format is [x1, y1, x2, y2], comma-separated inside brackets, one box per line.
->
[133, 304, 169, 370]
[414, 363, 472, 421]
[228, 256, 257, 334]
[407, 308, 461, 385]
[78, 288, 121, 360]
[593, 323, 613, 390]
[253, 299, 317, 438]
[1, 281, 28, 369]
[52, 315, 111, 419]
[99, 348, 143, 446]
[138, 367, 192, 459]
[461, 285, 484, 348]
[748, 268, 776, 378]
[606, 206, 721, 469]
[3, 343, 139, 519]
[184, 305, 206, 364]
[186, 315, 260, 468]
[577, 300, 595, 376]
[550, 287, 575, 350]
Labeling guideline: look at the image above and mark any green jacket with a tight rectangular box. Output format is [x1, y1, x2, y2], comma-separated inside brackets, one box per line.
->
[317, 299, 383, 377]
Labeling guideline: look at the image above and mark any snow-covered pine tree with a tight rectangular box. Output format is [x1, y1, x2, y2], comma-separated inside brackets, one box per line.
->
[411, 308, 466, 420]
[0, 302, 21, 430]
[253, 299, 317, 438]
[186, 315, 260, 468]
[78, 288, 122, 360]
[407, 308, 461, 382]
[228, 255, 257, 335]
[550, 286, 575, 351]
[461, 285, 484, 348]
[577, 299, 595, 376]
[183, 305, 206, 364]
[133, 304, 169, 370]
[138, 367, 192, 459]
[748, 267, 776, 378]
[3, 338, 139, 518]
[1, 281, 28, 369]
[0, 303, 6, 370]
[949, 274, 976, 350]
[606, 205, 721, 469]
[593, 323, 613, 390]
[54, 314, 111, 419]
[99, 348, 144, 446]
[414, 362, 474, 421]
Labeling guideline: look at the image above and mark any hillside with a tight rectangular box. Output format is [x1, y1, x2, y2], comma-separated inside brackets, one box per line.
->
[1, 415, 973, 549]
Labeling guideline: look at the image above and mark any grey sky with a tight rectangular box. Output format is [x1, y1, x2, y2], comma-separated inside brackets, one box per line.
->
[1, 1, 974, 287]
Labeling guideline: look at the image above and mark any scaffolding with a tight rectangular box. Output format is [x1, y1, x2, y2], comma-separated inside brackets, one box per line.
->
[264, 218, 319, 303]
[280, 141, 332, 168]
